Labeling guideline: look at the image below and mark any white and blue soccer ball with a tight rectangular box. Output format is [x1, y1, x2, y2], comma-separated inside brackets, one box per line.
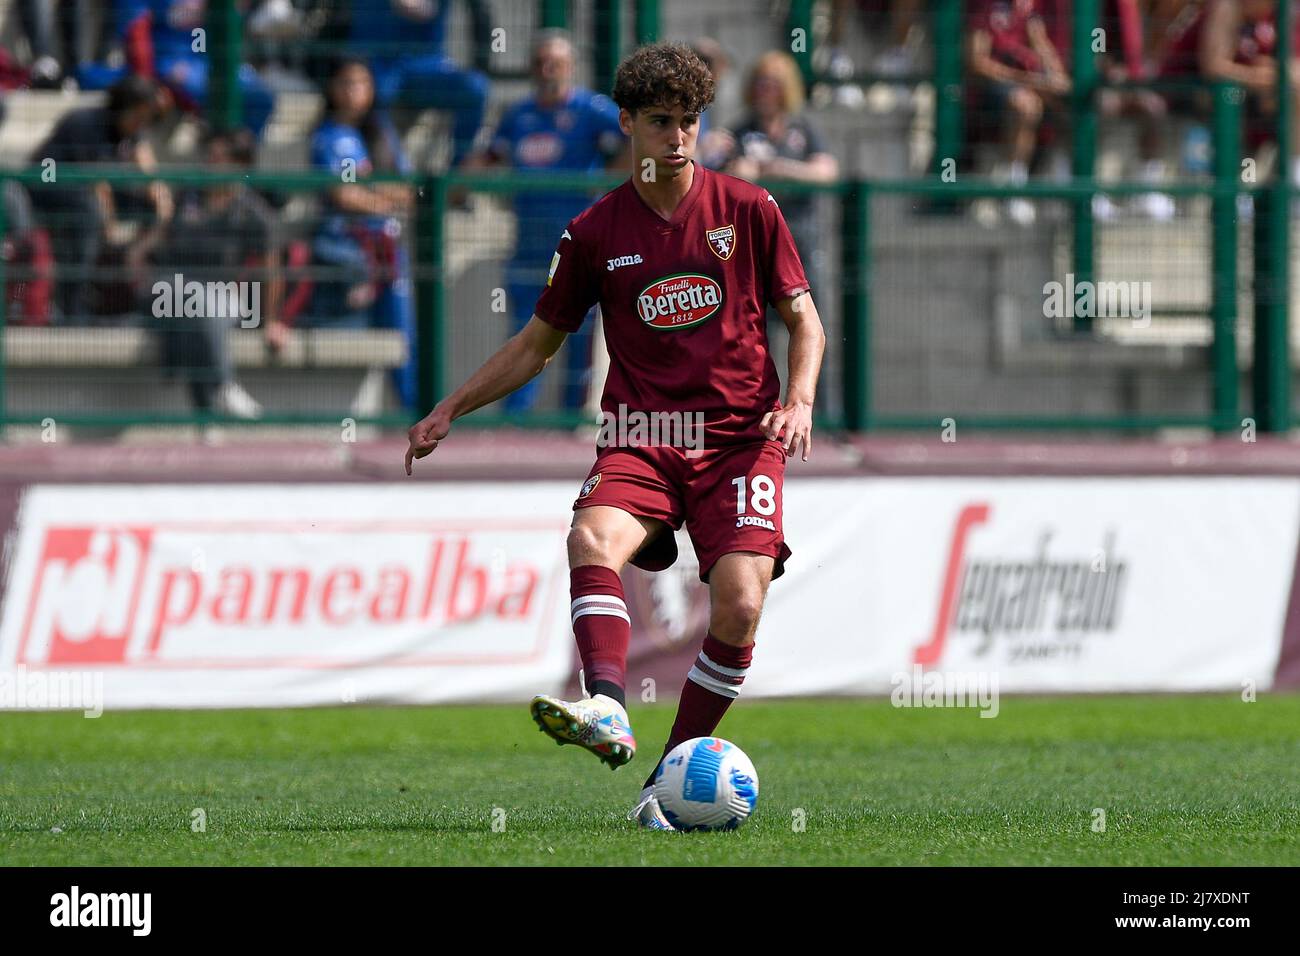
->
[653, 737, 759, 831]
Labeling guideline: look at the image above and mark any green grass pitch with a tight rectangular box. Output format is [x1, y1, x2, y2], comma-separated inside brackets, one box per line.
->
[2, 695, 1297, 865]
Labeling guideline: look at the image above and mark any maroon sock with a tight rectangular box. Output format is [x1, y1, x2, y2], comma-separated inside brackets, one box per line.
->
[570, 565, 630, 705]
[644, 633, 752, 789]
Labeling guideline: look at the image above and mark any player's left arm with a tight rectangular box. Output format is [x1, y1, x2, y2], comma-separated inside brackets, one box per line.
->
[762, 292, 826, 462]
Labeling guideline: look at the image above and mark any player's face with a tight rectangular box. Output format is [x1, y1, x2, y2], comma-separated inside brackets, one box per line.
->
[622, 105, 700, 179]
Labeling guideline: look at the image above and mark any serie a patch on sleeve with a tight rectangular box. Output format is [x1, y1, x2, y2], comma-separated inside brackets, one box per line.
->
[547, 251, 561, 286]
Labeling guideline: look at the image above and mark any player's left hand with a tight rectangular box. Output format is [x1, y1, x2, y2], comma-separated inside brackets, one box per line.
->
[761, 401, 813, 462]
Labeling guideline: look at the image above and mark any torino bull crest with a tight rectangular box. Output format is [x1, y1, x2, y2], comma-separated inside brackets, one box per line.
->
[706, 224, 736, 261]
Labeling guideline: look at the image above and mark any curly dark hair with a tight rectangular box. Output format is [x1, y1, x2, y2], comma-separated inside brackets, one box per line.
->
[612, 42, 715, 117]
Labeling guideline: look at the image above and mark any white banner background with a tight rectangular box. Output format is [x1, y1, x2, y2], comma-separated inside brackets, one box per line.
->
[0, 484, 575, 707]
[754, 478, 1299, 694]
[1, 478, 1295, 707]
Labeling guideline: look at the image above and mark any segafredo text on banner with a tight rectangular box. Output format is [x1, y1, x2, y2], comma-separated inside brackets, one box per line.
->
[0, 485, 575, 707]
[746, 478, 1299, 695]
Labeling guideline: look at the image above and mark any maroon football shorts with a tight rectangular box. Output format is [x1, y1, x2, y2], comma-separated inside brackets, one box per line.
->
[572, 439, 792, 583]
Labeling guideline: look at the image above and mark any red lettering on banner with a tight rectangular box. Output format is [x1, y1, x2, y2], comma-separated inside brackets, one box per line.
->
[420, 540, 444, 618]
[149, 567, 201, 657]
[18, 527, 151, 665]
[321, 568, 363, 624]
[913, 503, 991, 666]
[371, 567, 411, 621]
[447, 540, 486, 623]
[498, 566, 538, 618]
[262, 568, 310, 623]
[212, 567, 254, 623]
[17, 526, 547, 664]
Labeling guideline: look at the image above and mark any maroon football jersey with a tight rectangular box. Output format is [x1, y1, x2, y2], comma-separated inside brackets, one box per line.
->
[533, 162, 810, 447]
[970, 0, 1047, 73]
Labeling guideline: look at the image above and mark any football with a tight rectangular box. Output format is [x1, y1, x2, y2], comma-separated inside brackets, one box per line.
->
[653, 737, 759, 831]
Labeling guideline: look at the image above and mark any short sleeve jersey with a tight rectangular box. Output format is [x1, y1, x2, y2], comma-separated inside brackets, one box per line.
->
[533, 162, 809, 447]
[970, 0, 1047, 72]
[310, 117, 411, 234]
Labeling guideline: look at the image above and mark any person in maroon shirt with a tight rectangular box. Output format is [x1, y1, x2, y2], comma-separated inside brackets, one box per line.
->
[404, 43, 826, 830]
[1161, 0, 1300, 182]
[968, 0, 1072, 224]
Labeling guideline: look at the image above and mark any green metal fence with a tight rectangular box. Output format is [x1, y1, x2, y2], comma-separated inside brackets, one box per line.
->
[1, 164, 1291, 434]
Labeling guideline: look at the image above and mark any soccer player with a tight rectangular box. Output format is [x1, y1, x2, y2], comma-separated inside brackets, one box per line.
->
[404, 43, 826, 830]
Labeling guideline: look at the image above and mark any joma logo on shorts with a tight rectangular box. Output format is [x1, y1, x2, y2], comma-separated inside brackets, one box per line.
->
[607, 254, 643, 271]
[735, 516, 775, 531]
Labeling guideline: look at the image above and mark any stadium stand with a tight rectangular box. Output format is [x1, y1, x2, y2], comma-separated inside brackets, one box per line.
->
[0, 0, 1294, 437]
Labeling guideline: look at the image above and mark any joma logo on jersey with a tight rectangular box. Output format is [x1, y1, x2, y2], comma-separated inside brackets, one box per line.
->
[636, 274, 723, 330]
[607, 254, 643, 272]
[706, 224, 736, 261]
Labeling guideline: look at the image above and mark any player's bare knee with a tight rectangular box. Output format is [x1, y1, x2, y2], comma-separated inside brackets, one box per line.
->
[567, 522, 609, 565]
[710, 590, 764, 645]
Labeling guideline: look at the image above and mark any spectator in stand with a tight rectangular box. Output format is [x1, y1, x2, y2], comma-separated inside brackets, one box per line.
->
[1161, 0, 1300, 191]
[723, 52, 837, 292]
[307, 57, 418, 408]
[117, 0, 277, 137]
[463, 29, 628, 413]
[968, 0, 1072, 225]
[351, 0, 491, 170]
[1046, 0, 1176, 220]
[244, 0, 339, 94]
[823, 0, 926, 100]
[154, 127, 286, 419]
[16, 0, 106, 89]
[722, 51, 838, 404]
[28, 74, 175, 324]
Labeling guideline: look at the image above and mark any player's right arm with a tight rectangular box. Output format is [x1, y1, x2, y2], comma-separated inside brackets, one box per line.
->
[404, 316, 568, 474]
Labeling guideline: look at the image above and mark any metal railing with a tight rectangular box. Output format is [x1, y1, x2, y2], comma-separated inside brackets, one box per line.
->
[1, 163, 1291, 433]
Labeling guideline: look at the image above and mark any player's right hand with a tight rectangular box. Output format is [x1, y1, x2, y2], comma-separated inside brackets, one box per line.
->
[405, 408, 451, 475]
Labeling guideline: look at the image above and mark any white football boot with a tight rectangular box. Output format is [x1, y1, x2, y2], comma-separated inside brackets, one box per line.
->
[628, 785, 675, 831]
[529, 693, 637, 770]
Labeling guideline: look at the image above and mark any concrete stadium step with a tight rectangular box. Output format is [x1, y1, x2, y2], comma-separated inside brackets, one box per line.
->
[4, 327, 407, 369]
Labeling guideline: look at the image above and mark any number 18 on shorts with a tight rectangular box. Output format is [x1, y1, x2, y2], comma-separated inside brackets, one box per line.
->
[575, 440, 792, 583]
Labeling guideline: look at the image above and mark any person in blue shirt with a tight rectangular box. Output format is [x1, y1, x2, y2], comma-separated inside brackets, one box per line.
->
[352, 0, 490, 169]
[117, 0, 276, 137]
[307, 57, 419, 408]
[464, 29, 628, 412]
